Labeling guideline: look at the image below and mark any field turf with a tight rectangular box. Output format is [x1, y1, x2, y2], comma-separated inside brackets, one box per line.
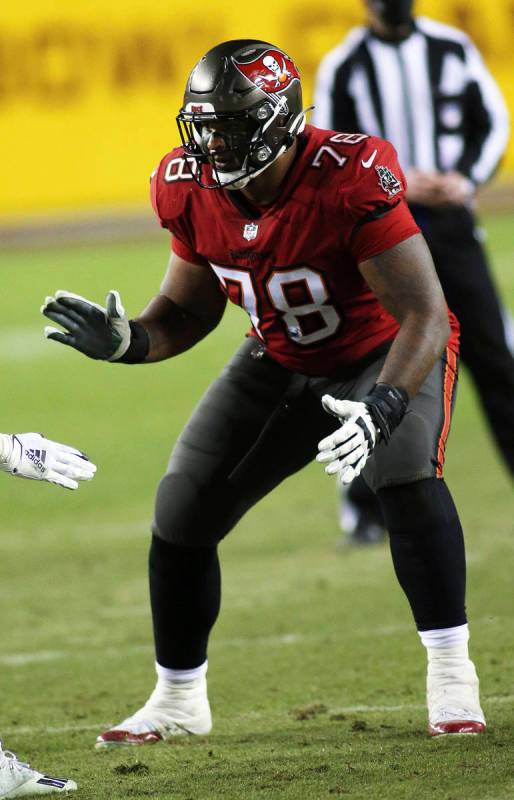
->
[1, 211, 513, 799]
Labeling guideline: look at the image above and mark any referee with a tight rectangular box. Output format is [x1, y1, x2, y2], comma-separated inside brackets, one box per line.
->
[313, 0, 514, 543]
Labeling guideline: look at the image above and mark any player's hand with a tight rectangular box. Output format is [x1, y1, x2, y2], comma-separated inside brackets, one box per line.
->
[42, 290, 131, 361]
[0, 433, 97, 490]
[317, 395, 378, 484]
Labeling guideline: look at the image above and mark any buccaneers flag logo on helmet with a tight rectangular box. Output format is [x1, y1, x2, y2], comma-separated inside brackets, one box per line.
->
[233, 49, 300, 95]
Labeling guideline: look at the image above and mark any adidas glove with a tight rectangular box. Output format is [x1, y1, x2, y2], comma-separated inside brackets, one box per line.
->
[317, 384, 409, 484]
[0, 433, 97, 490]
[42, 290, 131, 361]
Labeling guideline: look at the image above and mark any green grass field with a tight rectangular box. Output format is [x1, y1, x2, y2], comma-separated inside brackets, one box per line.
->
[1, 212, 513, 800]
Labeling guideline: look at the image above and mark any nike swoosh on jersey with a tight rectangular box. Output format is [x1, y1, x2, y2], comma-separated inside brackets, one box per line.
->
[361, 150, 378, 168]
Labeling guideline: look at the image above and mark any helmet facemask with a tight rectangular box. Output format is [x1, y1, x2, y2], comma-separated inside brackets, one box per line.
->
[177, 96, 304, 190]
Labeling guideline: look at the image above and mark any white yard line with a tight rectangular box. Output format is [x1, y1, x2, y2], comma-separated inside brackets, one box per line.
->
[0, 631, 375, 666]
[0, 329, 62, 362]
[1, 520, 151, 545]
[0, 651, 68, 666]
[0, 617, 501, 666]
[2, 722, 112, 736]
[0, 636, 302, 666]
[330, 695, 514, 714]
[2, 695, 512, 738]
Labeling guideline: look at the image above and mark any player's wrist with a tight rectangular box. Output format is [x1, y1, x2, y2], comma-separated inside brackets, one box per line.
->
[361, 383, 409, 443]
[107, 327, 131, 361]
[0, 433, 13, 466]
[0, 433, 19, 472]
[113, 321, 150, 364]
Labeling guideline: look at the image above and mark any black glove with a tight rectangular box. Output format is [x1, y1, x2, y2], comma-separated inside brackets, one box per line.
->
[361, 383, 409, 443]
[42, 290, 130, 360]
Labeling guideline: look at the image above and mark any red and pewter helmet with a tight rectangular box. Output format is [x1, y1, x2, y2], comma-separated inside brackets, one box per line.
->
[176, 39, 307, 190]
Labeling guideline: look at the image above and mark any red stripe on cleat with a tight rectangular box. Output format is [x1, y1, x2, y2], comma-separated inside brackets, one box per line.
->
[428, 720, 486, 737]
[95, 729, 163, 748]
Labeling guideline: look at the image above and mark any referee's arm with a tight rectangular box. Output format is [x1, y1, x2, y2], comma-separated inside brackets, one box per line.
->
[312, 31, 366, 132]
[312, 58, 357, 131]
[456, 38, 510, 186]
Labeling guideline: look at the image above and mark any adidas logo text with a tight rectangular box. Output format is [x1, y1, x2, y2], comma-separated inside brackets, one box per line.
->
[25, 448, 47, 473]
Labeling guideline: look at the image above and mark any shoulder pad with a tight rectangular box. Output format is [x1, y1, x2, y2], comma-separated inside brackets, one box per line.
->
[150, 147, 199, 228]
[340, 135, 408, 218]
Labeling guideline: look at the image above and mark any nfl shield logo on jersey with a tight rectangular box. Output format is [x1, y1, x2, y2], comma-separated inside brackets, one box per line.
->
[243, 223, 259, 241]
[375, 165, 402, 198]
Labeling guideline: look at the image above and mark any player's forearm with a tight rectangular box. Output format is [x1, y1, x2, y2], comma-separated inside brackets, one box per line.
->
[132, 294, 214, 363]
[376, 309, 450, 399]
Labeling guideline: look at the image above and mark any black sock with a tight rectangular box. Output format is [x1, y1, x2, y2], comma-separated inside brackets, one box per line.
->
[378, 478, 467, 630]
[149, 536, 221, 669]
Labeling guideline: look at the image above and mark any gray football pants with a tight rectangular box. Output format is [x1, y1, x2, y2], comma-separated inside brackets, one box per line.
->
[152, 338, 458, 548]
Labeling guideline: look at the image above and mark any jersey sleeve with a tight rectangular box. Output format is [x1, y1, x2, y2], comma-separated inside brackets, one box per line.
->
[342, 138, 420, 263]
[170, 233, 208, 266]
[149, 152, 209, 267]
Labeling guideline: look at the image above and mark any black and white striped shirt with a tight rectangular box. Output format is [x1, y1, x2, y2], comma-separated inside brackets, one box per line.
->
[312, 17, 509, 185]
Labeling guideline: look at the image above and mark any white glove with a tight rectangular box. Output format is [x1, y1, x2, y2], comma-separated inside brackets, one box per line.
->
[316, 395, 378, 485]
[42, 290, 131, 361]
[0, 433, 97, 490]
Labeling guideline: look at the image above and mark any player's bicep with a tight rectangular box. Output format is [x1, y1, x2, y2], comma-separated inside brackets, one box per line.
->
[358, 234, 447, 323]
[133, 252, 227, 361]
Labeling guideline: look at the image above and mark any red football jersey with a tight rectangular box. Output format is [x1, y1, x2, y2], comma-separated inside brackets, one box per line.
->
[150, 125, 459, 376]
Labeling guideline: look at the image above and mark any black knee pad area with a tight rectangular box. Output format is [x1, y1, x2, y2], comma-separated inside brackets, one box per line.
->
[152, 471, 222, 547]
[149, 534, 217, 572]
[378, 477, 458, 533]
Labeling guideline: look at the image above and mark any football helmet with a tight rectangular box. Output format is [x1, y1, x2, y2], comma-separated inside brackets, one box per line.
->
[177, 39, 307, 190]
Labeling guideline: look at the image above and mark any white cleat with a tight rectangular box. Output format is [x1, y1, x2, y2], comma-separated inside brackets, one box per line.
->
[427, 649, 486, 736]
[95, 675, 212, 748]
[0, 742, 76, 797]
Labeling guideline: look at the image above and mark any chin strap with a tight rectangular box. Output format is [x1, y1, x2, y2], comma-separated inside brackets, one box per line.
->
[218, 164, 267, 190]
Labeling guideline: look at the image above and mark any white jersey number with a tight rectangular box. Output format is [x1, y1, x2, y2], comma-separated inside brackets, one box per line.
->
[210, 263, 342, 346]
[311, 133, 369, 169]
[210, 264, 263, 339]
[267, 267, 341, 345]
[163, 157, 198, 182]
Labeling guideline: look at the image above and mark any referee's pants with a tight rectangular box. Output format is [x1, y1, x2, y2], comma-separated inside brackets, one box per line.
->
[412, 203, 514, 476]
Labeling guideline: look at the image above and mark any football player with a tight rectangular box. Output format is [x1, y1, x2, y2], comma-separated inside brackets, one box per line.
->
[42, 39, 485, 742]
[0, 434, 95, 796]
